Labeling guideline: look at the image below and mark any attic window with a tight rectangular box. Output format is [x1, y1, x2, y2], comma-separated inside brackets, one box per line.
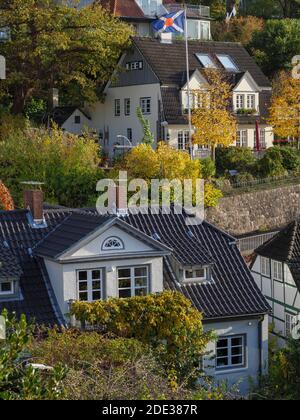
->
[74, 115, 81, 124]
[195, 54, 216, 69]
[216, 54, 238, 72]
[126, 61, 143, 71]
[183, 267, 210, 283]
[0, 280, 14, 295]
[102, 237, 124, 251]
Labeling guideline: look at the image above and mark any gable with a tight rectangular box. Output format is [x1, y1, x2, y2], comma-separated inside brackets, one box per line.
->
[233, 72, 260, 93]
[181, 69, 207, 90]
[67, 225, 154, 259]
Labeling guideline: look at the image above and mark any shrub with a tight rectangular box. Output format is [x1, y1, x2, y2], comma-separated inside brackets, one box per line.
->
[216, 147, 257, 176]
[257, 148, 287, 178]
[235, 172, 256, 184]
[200, 157, 216, 180]
[275, 146, 300, 172]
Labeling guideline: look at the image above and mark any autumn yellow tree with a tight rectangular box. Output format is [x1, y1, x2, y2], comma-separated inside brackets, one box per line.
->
[268, 71, 300, 148]
[114, 142, 222, 208]
[192, 69, 237, 161]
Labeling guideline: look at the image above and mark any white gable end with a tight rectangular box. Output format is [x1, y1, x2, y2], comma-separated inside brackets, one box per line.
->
[68, 226, 153, 259]
[234, 73, 260, 93]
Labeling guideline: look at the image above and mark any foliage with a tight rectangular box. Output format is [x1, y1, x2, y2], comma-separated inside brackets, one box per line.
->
[200, 157, 216, 180]
[24, 98, 47, 124]
[115, 142, 222, 208]
[249, 19, 300, 77]
[70, 291, 214, 382]
[192, 69, 237, 160]
[0, 310, 66, 400]
[136, 107, 154, 145]
[0, 0, 133, 114]
[257, 338, 300, 400]
[268, 72, 300, 143]
[235, 172, 256, 184]
[216, 147, 257, 176]
[257, 148, 287, 178]
[0, 116, 104, 207]
[0, 181, 14, 211]
[212, 16, 264, 45]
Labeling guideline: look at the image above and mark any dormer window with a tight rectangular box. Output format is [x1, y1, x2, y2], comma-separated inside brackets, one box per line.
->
[102, 237, 124, 251]
[216, 54, 239, 72]
[196, 54, 216, 69]
[183, 267, 211, 283]
[0, 280, 14, 295]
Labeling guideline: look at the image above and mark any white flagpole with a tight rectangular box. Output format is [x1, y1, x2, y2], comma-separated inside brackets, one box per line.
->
[184, 5, 193, 160]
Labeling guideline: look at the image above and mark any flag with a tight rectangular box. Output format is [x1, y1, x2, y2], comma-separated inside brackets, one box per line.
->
[226, 6, 237, 23]
[152, 10, 185, 34]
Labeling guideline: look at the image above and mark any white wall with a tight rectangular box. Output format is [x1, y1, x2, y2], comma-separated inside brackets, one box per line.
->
[203, 315, 268, 395]
[62, 110, 92, 135]
[87, 84, 161, 157]
[45, 256, 163, 317]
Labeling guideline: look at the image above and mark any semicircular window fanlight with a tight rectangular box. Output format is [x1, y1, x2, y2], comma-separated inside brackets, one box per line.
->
[102, 237, 124, 251]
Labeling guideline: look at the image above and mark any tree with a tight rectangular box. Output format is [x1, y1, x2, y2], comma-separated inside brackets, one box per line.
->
[249, 19, 300, 77]
[136, 107, 154, 145]
[0, 116, 104, 207]
[0, 181, 14, 210]
[0, 310, 66, 400]
[192, 69, 237, 161]
[268, 72, 300, 148]
[0, 0, 133, 114]
[212, 16, 264, 45]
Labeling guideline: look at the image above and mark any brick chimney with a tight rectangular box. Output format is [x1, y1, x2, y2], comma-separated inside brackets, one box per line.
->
[108, 184, 128, 216]
[22, 182, 45, 226]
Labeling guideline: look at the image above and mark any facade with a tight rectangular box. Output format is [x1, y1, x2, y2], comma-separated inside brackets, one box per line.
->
[0, 188, 270, 394]
[84, 37, 273, 158]
[251, 221, 300, 346]
[46, 106, 92, 135]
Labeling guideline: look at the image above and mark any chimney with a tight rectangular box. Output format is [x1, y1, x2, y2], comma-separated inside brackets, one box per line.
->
[108, 185, 128, 217]
[22, 182, 46, 227]
[159, 32, 173, 44]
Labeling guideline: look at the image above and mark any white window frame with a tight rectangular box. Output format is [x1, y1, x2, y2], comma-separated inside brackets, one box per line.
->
[118, 266, 149, 298]
[216, 335, 246, 371]
[126, 61, 143, 71]
[272, 260, 283, 282]
[195, 53, 216, 68]
[260, 129, 266, 148]
[236, 94, 245, 109]
[246, 94, 255, 110]
[114, 99, 121, 117]
[102, 237, 124, 251]
[140, 97, 151, 115]
[77, 269, 104, 302]
[285, 313, 298, 338]
[183, 267, 208, 283]
[261, 256, 270, 277]
[177, 131, 190, 150]
[124, 98, 131, 116]
[237, 130, 248, 147]
[0, 280, 14, 296]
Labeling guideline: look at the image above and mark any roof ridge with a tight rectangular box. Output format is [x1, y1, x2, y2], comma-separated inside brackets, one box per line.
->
[287, 221, 299, 261]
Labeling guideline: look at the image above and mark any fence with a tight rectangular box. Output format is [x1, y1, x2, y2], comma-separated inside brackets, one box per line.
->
[237, 231, 278, 254]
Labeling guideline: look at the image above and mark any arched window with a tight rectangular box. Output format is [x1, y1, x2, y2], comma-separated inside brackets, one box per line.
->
[102, 237, 124, 251]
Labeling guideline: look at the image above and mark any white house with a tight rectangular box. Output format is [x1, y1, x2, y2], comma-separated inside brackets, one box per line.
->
[47, 106, 93, 136]
[0, 187, 270, 394]
[251, 221, 300, 347]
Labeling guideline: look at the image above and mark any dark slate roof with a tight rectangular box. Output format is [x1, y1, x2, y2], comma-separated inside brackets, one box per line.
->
[134, 37, 271, 88]
[0, 209, 70, 325]
[34, 213, 111, 260]
[161, 87, 187, 125]
[124, 209, 270, 320]
[0, 244, 22, 279]
[256, 221, 300, 290]
[46, 107, 91, 127]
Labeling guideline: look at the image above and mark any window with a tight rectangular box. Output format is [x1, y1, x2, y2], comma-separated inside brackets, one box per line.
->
[254, 129, 267, 149]
[246, 94, 255, 110]
[261, 256, 270, 277]
[184, 268, 208, 282]
[140, 97, 151, 115]
[236, 130, 248, 147]
[236, 94, 244, 109]
[195, 53, 216, 68]
[78, 270, 103, 302]
[126, 61, 143, 71]
[74, 115, 81, 124]
[124, 98, 131, 116]
[216, 54, 239, 72]
[0, 280, 14, 295]
[216, 336, 245, 370]
[127, 128, 133, 142]
[178, 131, 190, 150]
[102, 237, 124, 251]
[115, 99, 121, 117]
[285, 313, 298, 337]
[273, 260, 283, 281]
[118, 266, 149, 298]
[200, 21, 210, 40]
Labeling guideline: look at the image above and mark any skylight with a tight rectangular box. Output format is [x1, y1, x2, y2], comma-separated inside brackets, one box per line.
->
[195, 54, 216, 69]
[216, 54, 239, 72]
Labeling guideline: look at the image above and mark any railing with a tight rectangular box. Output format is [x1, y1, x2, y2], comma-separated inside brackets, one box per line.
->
[237, 231, 278, 254]
[165, 3, 210, 18]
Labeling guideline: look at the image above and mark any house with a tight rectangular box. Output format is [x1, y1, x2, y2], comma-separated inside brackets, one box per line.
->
[85, 36, 273, 158]
[46, 106, 92, 136]
[251, 221, 300, 346]
[0, 186, 270, 393]
[79, 0, 212, 40]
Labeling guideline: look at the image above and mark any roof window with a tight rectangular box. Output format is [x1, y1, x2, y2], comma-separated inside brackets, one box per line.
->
[216, 54, 239, 72]
[195, 54, 216, 69]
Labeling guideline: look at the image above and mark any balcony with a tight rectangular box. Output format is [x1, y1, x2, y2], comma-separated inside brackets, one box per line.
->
[165, 3, 210, 19]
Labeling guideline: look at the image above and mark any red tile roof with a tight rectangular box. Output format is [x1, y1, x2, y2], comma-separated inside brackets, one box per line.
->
[99, 0, 145, 18]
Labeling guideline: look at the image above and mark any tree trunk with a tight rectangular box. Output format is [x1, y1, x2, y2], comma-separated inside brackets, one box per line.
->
[11, 94, 26, 115]
[211, 145, 216, 161]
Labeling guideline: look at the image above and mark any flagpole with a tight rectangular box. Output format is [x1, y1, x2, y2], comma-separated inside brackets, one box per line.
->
[184, 4, 193, 160]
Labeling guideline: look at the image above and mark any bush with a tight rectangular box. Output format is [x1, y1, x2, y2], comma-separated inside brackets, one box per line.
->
[257, 148, 287, 178]
[216, 147, 257, 176]
[275, 146, 300, 172]
[235, 172, 256, 184]
[200, 157, 216, 180]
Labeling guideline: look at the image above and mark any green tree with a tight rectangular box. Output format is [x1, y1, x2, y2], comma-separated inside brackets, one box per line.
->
[136, 107, 154, 145]
[0, 310, 66, 400]
[0, 0, 133, 114]
[257, 147, 287, 178]
[249, 19, 300, 77]
[216, 147, 257, 176]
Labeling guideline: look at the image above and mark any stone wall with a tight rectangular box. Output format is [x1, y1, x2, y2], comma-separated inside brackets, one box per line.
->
[205, 184, 300, 236]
